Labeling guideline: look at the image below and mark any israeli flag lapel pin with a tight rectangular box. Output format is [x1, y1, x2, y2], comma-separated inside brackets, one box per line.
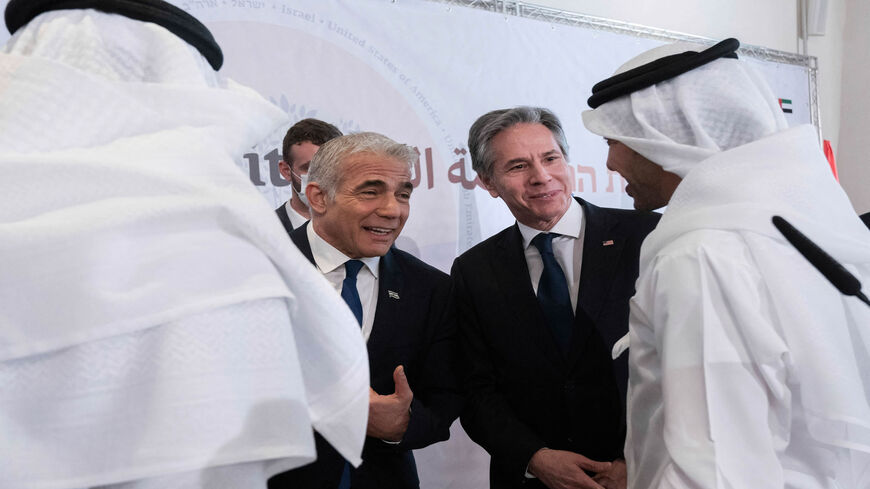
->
[388, 290, 400, 300]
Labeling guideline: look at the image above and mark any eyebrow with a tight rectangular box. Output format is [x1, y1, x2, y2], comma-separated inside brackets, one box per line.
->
[503, 157, 530, 167]
[353, 180, 414, 192]
[503, 150, 561, 166]
[354, 180, 386, 191]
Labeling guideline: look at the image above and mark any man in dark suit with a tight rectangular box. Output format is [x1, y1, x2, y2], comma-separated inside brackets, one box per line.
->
[453, 107, 660, 489]
[275, 118, 342, 233]
[268, 132, 463, 489]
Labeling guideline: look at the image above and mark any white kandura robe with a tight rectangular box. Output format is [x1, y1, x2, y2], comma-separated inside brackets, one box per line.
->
[626, 125, 870, 489]
[0, 9, 368, 489]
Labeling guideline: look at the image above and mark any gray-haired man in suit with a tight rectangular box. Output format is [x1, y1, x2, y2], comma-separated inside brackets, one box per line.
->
[454, 107, 659, 489]
[269, 132, 463, 489]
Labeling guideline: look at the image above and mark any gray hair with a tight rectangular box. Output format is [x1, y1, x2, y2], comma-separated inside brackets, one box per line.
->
[308, 132, 417, 199]
[468, 106, 570, 180]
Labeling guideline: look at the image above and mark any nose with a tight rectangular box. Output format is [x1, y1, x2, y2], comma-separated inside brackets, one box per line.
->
[528, 159, 552, 184]
[376, 194, 401, 219]
[605, 151, 617, 173]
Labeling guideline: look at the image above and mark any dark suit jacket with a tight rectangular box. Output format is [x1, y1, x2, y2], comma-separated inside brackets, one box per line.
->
[268, 223, 463, 489]
[453, 197, 659, 489]
[275, 203, 295, 235]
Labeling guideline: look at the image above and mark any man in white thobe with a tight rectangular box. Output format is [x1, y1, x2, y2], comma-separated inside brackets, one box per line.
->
[0, 1, 368, 488]
[582, 38, 870, 489]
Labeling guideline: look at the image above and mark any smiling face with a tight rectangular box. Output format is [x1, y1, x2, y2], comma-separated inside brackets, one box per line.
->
[308, 152, 412, 258]
[605, 139, 681, 211]
[481, 123, 573, 231]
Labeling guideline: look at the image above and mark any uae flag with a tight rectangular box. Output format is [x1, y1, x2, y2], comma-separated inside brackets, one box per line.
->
[778, 98, 793, 113]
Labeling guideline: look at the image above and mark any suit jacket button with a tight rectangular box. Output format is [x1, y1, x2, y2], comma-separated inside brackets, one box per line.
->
[564, 381, 575, 393]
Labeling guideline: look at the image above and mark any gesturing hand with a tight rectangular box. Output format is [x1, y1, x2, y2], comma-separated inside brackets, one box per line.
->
[528, 448, 611, 489]
[367, 365, 413, 442]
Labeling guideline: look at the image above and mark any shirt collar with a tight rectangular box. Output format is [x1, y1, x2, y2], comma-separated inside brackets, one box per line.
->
[284, 200, 309, 229]
[307, 223, 380, 277]
[517, 197, 583, 249]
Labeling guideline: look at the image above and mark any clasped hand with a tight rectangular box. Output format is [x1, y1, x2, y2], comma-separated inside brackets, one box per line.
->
[529, 448, 625, 489]
[367, 365, 413, 442]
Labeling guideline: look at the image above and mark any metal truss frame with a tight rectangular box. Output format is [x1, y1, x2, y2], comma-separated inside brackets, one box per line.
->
[420, 0, 821, 133]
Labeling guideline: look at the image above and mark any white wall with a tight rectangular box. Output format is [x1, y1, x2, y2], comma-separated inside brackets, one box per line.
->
[529, 0, 867, 213]
[836, 0, 870, 213]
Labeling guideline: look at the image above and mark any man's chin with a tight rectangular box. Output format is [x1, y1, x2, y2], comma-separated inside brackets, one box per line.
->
[633, 200, 665, 212]
[530, 200, 570, 220]
[360, 241, 395, 257]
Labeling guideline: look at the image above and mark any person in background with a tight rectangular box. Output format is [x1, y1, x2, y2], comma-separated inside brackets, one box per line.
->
[276, 118, 342, 233]
[454, 106, 659, 489]
[583, 37, 870, 489]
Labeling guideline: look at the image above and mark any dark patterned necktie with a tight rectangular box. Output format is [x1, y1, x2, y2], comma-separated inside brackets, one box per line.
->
[341, 260, 364, 326]
[531, 233, 574, 354]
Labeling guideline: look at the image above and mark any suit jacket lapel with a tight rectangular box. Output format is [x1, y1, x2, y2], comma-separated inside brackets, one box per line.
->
[494, 225, 566, 370]
[567, 199, 626, 370]
[289, 222, 315, 265]
[368, 249, 403, 349]
[276, 205, 295, 235]
[576, 199, 624, 323]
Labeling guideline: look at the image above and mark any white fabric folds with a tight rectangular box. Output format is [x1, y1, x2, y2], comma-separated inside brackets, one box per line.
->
[584, 41, 870, 489]
[0, 9, 368, 489]
[625, 125, 870, 489]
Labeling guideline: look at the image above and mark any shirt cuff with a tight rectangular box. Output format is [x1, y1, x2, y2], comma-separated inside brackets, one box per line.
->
[379, 406, 412, 445]
[525, 447, 548, 478]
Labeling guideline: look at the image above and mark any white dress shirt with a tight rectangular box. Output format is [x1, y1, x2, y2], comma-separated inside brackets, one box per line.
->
[517, 198, 585, 312]
[284, 200, 309, 229]
[307, 224, 380, 341]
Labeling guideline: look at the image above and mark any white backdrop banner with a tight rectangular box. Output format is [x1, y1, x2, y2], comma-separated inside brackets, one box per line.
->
[164, 0, 811, 273]
[0, 1, 813, 488]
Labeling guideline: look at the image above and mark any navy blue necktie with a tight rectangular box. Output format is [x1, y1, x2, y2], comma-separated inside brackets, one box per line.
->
[532, 233, 574, 354]
[339, 260, 365, 489]
[341, 260, 365, 327]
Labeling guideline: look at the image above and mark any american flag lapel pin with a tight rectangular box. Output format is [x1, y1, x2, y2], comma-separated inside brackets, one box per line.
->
[388, 290, 400, 299]
[602, 239, 615, 246]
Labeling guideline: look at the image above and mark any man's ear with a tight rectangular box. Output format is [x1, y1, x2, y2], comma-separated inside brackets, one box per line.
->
[278, 160, 292, 182]
[479, 174, 500, 199]
[307, 182, 328, 214]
